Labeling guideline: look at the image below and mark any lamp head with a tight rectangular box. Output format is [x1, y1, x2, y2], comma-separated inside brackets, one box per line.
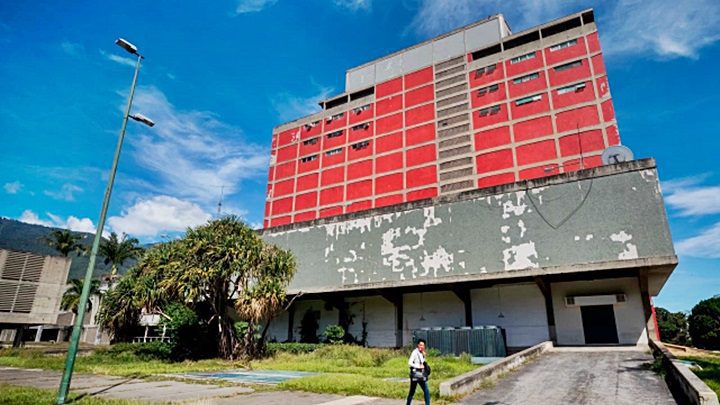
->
[129, 113, 155, 127]
[115, 38, 138, 55]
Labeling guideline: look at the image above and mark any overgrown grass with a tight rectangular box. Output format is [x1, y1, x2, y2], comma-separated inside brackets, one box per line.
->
[680, 355, 720, 397]
[0, 384, 149, 405]
[253, 345, 476, 400]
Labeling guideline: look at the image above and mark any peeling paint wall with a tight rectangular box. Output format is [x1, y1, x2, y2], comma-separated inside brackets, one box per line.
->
[264, 167, 674, 293]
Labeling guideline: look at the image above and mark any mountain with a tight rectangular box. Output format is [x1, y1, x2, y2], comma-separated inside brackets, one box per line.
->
[0, 217, 136, 281]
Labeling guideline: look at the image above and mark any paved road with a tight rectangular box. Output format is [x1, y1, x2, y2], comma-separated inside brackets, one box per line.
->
[0, 367, 397, 404]
[462, 347, 676, 405]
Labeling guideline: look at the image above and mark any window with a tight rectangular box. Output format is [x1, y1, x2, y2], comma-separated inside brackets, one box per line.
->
[489, 105, 501, 114]
[303, 137, 319, 146]
[479, 105, 501, 116]
[549, 38, 578, 52]
[303, 121, 320, 131]
[512, 72, 540, 84]
[474, 63, 497, 77]
[351, 123, 370, 131]
[553, 60, 583, 72]
[325, 148, 343, 156]
[352, 105, 370, 114]
[476, 83, 499, 96]
[301, 155, 318, 163]
[326, 130, 343, 139]
[351, 141, 369, 150]
[326, 112, 344, 122]
[510, 52, 535, 64]
[515, 94, 542, 106]
[557, 82, 587, 95]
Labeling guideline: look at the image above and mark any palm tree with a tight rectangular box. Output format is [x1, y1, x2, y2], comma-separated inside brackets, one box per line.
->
[44, 229, 85, 257]
[99, 232, 143, 276]
[61, 278, 101, 314]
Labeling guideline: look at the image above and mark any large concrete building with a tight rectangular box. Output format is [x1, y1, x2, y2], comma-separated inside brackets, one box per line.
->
[260, 9, 677, 350]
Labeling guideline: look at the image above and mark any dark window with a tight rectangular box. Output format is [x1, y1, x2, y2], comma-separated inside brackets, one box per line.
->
[503, 31, 540, 51]
[541, 17, 582, 38]
[470, 44, 502, 61]
[554, 60, 583, 72]
[349, 87, 375, 101]
[326, 130, 343, 139]
[300, 155, 318, 163]
[303, 137, 319, 146]
[351, 123, 370, 131]
[351, 141, 369, 150]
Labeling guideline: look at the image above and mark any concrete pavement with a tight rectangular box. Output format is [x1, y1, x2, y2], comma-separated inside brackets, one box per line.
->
[461, 347, 676, 404]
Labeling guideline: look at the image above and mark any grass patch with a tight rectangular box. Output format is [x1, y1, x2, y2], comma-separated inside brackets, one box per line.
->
[0, 384, 149, 405]
[680, 355, 720, 397]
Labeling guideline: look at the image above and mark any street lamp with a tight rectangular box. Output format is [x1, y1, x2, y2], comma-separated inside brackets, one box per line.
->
[56, 38, 154, 405]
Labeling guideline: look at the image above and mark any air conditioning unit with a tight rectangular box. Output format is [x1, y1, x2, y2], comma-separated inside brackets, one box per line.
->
[564, 294, 627, 307]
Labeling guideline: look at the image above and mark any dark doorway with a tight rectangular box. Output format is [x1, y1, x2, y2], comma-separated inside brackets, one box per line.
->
[581, 305, 619, 344]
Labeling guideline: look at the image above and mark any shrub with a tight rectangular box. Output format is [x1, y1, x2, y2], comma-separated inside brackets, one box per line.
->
[689, 296, 720, 350]
[161, 302, 204, 360]
[99, 341, 172, 361]
[323, 325, 345, 344]
[655, 307, 690, 346]
[266, 342, 323, 355]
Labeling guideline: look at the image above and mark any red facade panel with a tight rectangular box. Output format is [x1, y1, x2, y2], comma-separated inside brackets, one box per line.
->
[511, 94, 550, 120]
[552, 82, 595, 109]
[294, 191, 317, 211]
[406, 165, 437, 189]
[346, 200, 371, 213]
[406, 144, 437, 167]
[320, 186, 344, 206]
[376, 152, 403, 174]
[544, 37, 587, 66]
[407, 187, 438, 201]
[375, 173, 403, 194]
[563, 155, 603, 172]
[513, 116, 553, 142]
[376, 95, 403, 116]
[323, 113, 348, 132]
[347, 179, 372, 200]
[476, 149, 513, 174]
[606, 124, 620, 146]
[323, 129, 347, 149]
[519, 165, 551, 180]
[348, 141, 373, 161]
[271, 216, 291, 227]
[301, 122, 321, 139]
[376, 113, 403, 135]
[587, 32, 601, 53]
[347, 159, 373, 180]
[296, 173, 319, 191]
[507, 71, 546, 99]
[471, 83, 506, 108]
[475, 126, 511, 151]
[272, 197, 293, 215]
[298, 156, 320, 173]
[348, 122, 373, 142]
[591, 54, 606, 75]
[321, 166, 345, 186]
[469, 62, 505, 88]
[274, 161, 296, 180]
[376, 131, 403, 153]
[299, 137, 321, 156]
[319, 206, 343, 218]
[322, 148, 345, 167]
[559, 130, 605, 157]
[376, 77, 402, 98]
[472, 104, 509, 129]
[294, 210, 317, 223]
[405, 104, 435, 127]
[548, 59, 591, 87]
[596, 76, 610, 98]
[516, 139, 557, 166]
[405, 84, 434, 108]
[555, 105, 600, 133]
[277, 144, 298, 163]
[274, 179, 294, 197]
[277, 127, 299, 147]
[478, 172, 515, 188]
[404, 67, 433, 89]
[375, 194, 403, 208]
[505, 51, 543, 77]
[406, 123, 436, 147]
[601, 99, 615, 122]
[349, 104, 374, 124]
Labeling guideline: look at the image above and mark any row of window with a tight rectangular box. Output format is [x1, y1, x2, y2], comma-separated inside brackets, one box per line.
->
[298, 141, 372, 163]
[477, 80, 590, 114]
[300, 104, 371, 131]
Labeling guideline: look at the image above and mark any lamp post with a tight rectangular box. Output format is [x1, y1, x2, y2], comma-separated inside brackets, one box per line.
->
[56, 38, 154, 404]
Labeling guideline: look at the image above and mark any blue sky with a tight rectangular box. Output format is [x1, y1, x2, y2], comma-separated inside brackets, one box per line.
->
[0, 0, 718, 312]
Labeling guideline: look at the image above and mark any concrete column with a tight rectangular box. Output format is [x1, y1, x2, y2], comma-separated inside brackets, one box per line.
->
[534, 277, 557, 342]
[12, 326, 24, 348]
[452, 288, 473, 327]
[287, 305, 295, 342]
[638, 270, 657, 340]
[380, 292, 403, 347]
[34, 326, 43, 342]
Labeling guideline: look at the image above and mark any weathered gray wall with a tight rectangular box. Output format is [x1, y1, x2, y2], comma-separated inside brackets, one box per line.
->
[264, 163, 674, 294]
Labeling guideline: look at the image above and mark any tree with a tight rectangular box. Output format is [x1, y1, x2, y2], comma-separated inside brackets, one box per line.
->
[655, 307, 690, 346]
[96, 270, 141, 342]
[44, 229, 85, 257]
[99, 232, 143, 276]
[61, 278, 100, 314]
[689, 295, 720, 350]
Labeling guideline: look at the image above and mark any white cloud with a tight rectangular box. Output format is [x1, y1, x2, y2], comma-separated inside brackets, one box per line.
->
[271, 85, 335, 123]
[3, 181, 22, 194]
[60, 41, 84, 57]
[334, 0, 372, 12]
[43, 183, 83, 202]
[127, 86, 268, 208]
[406, 0, 719, 60]
[107, 195, 212, 238]
[662, 175, 720, 217]
[99, 49, 136, 67]
[19, 210, 97, 233]
[602, 0, 720, 59]
[235, 0, 278, 14]
[676, 222, 720, 258]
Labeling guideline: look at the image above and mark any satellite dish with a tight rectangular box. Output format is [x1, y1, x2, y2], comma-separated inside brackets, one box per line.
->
[601, 145, 634, 165]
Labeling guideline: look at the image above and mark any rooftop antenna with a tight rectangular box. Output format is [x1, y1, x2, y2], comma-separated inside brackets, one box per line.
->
[601, 145, 634, 165]
[217, 185, 225, 218]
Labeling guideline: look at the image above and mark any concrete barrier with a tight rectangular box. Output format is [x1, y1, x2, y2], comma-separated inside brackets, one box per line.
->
[439, 341, 552, 398]
[649, 339, 719, 405]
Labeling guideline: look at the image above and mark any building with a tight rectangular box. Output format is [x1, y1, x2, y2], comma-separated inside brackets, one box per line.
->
[260, 9, 677, 350]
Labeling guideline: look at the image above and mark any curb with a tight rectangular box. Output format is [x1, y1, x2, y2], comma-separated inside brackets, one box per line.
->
[649, 339, 719, 405]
